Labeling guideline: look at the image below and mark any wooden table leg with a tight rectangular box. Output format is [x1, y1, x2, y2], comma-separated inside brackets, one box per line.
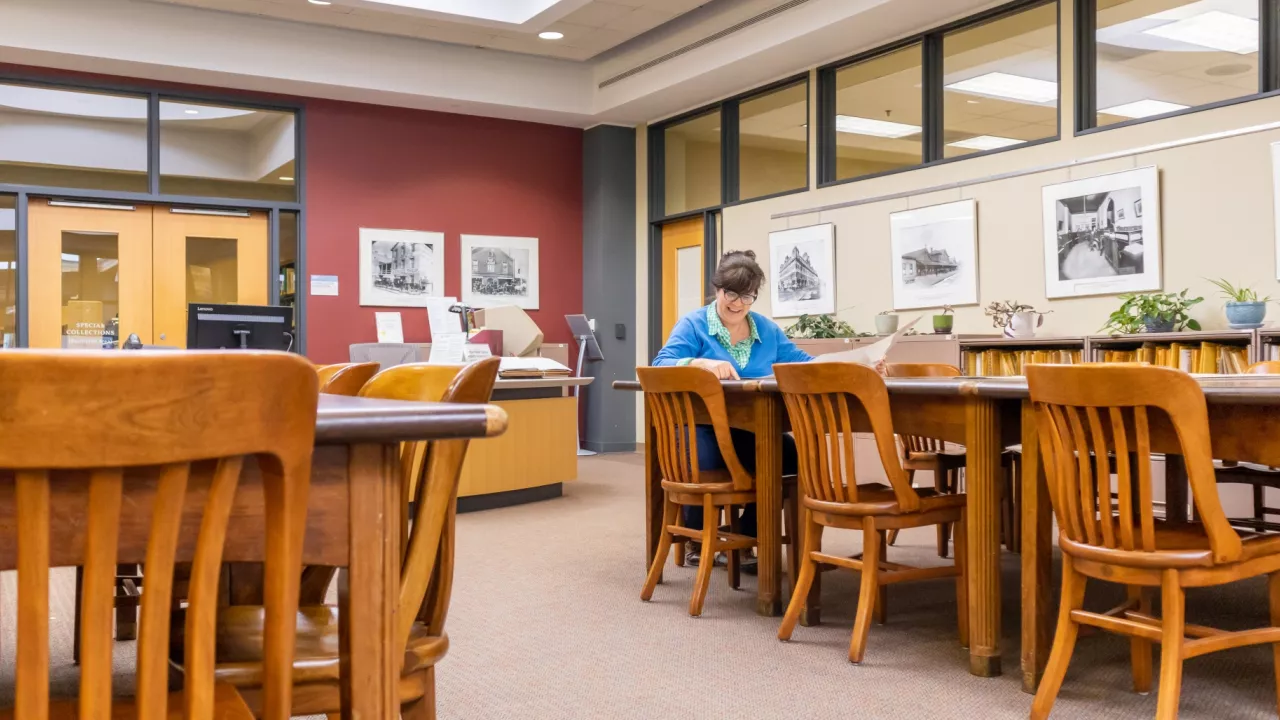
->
[1020, 400, 1052, 694]
[754, 394, 784, 617]
[644, 403, 663, 580]
[1165, 454, 1189, 523]
[339, 443, 401, 720]
[964, 396, 1002, 677]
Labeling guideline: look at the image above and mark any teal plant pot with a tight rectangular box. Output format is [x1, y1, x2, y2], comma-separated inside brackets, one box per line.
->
[1225, 301, 1266, 329]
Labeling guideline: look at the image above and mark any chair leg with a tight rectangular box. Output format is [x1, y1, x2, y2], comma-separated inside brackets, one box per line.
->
[779, 518, 820, 641]
[1128, 585, 1153, 694]
[401, 668, 436, 720]
[1257, 484, 1267, 527]
[641, 496, 677, 602]
[73, 566, 83, 665]
[784, 493, 800, 594]
[888, 471, 912, 547]
[849, 517, 881, 664]
[954, 510, 969, 649]
[1156, 569, 1185, 720]
[874, 529, 888, 626]
[1031, 555, 1087, 720]
[1268, 570, 1280, 717]
[936, 468, 951, 559]
[727, 506, 741, 591]
[688, 498, 717, 617]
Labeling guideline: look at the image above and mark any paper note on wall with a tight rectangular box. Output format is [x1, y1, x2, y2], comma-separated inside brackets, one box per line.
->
[311, 275, 339, 296]
[375, 312, 404, 343]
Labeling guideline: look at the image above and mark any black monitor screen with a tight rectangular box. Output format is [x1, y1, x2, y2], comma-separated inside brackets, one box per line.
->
[187, 303, 294, 351]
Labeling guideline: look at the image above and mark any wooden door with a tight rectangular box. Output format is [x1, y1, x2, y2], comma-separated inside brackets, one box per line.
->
[152, 208, 269, 348]
[27, 201, 155, 349]
[660, 216, 705, 342]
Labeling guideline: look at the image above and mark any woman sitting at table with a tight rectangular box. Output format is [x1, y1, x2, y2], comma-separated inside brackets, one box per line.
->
[652, 249, 810, 568]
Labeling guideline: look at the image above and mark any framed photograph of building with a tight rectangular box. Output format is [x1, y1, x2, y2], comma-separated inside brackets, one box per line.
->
[1042, 166, 1161, 298]
[358, 228, 445, 307]
[461, 235, 540, 310]
[768, 223, 835, 318]
[889, 199, 979, 310]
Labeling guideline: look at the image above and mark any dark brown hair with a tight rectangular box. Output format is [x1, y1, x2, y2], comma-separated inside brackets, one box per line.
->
[712, 249, 765, 296]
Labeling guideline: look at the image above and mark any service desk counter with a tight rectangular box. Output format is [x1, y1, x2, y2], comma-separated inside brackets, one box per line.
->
[457, 376, 592, 512]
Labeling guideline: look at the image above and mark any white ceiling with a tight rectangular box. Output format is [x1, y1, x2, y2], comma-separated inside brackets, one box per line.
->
[143, 0, 713, 61]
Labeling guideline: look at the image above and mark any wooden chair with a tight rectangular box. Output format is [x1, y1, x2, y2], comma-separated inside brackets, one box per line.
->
[1027, 364, 1280, 719]
[177, 357, 499, 719]
[316, 362, 380, 396]
[774, 362, 968, 663]
[1247, 360, 1280, 374]
[639, 366, 762, 617]
[1, 350, 316, 719]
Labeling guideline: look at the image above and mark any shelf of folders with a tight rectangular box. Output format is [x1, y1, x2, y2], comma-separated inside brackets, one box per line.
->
[1086, 330, 1254, 373]
[280, 261, 297, 296]
[959, 336, 1086, 377]
[1257, 329, 1280, 362]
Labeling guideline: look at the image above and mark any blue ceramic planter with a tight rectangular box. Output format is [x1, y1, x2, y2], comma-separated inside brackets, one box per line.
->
[1225, 301, 1267, 329]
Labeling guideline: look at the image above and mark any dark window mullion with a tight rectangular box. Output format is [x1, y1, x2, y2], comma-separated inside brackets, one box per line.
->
[1074, 0, 1098, 134]
[817, 68, 838, 185]
[147, 93, 161, 195]
[922, 34, 945, 163]
[1262, 0, 1280, 93]
[721, 101, 740, 204]
[648, 125, 665, 222]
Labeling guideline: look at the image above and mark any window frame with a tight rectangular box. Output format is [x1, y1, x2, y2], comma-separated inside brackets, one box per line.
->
[1075, 0, 1280, 137]
[817, 0, 1061, 188]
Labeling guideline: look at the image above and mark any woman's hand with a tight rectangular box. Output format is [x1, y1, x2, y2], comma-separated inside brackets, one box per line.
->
[690, 358, 741, 380]
[875, 358, 888, 377]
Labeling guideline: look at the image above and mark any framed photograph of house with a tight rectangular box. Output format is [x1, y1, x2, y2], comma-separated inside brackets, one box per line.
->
[889, 199, 978, 310]
[768, 223, 835, 318]
[1042, 166, 1161, 298]
[358, 228, 445, 307]
[461, 235, 540, 310]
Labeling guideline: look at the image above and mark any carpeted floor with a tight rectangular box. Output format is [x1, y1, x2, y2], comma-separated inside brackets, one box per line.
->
[3, 452, 1278, 718]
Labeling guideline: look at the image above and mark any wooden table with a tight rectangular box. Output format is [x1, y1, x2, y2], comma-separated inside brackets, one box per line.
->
[0, 393, 506, 719]
[618, 375, 1280, 688]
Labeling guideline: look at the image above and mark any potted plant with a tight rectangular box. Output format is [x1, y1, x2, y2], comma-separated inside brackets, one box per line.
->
[932, 305, 954, 334]
[1101, 290, 1203, 335]
[874, 310, 900, 335]
[984, 300, 1050, 338]
[1206, 278, 1271, 329]
[785, 313, 858, 339]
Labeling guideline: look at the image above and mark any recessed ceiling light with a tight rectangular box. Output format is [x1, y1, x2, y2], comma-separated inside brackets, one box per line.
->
[1099, 99, 1190, 118]
[835, 115, 920, 139]
[946, 72, 1057, 104]
[1143, 10, 1257, 55]
[967, 100, 979, 104]
[279, 176, 294, 181]
[539, 31, 564, 40]
[184, 109, 199, 115]
[308, 0, 332, 5]
[948, 135, 1024, 151]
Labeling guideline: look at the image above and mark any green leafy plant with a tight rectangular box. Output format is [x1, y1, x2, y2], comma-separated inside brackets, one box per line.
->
[938, 305, 954, 315]
[1206, 278, 1271, 303]
[1101, 290, 1203, 334]
[785, 314, 860, 339]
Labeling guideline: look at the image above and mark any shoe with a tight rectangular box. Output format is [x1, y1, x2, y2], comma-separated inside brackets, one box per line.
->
[685, 543, 727, 567]
[741, 552, 758, 575]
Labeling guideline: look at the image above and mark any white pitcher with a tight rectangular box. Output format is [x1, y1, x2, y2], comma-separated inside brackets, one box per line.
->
[1008, 311, 1045, 338]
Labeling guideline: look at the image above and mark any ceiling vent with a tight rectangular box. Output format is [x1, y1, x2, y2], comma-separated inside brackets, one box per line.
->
[598, 0, 814, 89]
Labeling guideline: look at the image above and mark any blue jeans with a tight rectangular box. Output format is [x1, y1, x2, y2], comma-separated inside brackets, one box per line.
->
[682, 426, 798, 539]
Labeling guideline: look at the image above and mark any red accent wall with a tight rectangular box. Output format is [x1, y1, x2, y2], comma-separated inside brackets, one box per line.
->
[305, 100, 583, 364]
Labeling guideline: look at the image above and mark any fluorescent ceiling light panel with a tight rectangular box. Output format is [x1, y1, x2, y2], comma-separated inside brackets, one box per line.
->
[1099, 99, 1190, 118]
[1143, 10, 1258, 54]
[835, 115, 920, 138]
[948, 135, 1024, 151]
[945, 72, 1057, 104]
[361, 0, 563, 24]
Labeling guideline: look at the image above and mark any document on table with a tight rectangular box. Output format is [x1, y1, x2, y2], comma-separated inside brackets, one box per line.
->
[811, 316, 921, 367]
[428, 333, 466, 364]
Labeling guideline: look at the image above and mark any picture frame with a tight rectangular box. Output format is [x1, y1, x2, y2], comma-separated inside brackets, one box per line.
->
[889, 199, 979, 310]
[358, 228, 445, 307]
[461, 235, 540, 310]
[768, 223, 835, 318]
[1042, 166, 1162, 299]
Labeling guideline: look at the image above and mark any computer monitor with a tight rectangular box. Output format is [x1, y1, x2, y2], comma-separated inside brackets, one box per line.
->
[187, 303, 294, 351]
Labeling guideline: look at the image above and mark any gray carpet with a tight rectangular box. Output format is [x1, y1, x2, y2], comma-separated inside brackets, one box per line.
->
[3, 453, 1277, 718]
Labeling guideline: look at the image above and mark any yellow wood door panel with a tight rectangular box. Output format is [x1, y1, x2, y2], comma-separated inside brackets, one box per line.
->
[660, 216, 704, 342]
[152, 208, 269, 348]
[27, 201, 154, 349]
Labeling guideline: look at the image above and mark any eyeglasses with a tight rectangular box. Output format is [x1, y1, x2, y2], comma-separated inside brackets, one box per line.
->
[723, 290, 758, 305]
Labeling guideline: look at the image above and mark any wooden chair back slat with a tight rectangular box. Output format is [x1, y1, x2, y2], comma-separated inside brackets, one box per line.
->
[397, 358, 499, 653]
[318, 362, 381, 396]
[1109, 408, 1136, 551]
[0, 350, 318, 719]
[775, 363, 920, 512]
[637, 367, 752, 491]
[885, 363, 960, 459]
[1027, 364, 1243, 564]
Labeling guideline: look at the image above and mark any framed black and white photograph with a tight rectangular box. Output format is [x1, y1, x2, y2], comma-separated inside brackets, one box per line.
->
[461, 235, 540, 310]
[358, 228, 445, 307]
[889, 199, 979, 310]
[768, 223, 835, 318]
[1042, 166, 1161, 299]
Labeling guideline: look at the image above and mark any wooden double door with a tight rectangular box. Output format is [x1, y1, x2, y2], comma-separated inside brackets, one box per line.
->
[27, 200, 268, 349]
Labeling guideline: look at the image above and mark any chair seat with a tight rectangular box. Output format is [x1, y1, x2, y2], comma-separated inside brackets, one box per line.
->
[1061, 520, 1280, 569]
[0, 684, 253, 719]
[804, 484, 966, 517]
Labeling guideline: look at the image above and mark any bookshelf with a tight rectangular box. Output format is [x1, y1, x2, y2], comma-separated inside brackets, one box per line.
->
[1087, 330, 1255, 373]
[958, 336, 1087, 377]
[1257, 329, 1280, 363]
[279, 261, 297, 332]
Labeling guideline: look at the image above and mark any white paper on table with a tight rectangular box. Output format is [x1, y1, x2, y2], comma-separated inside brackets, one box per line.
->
[811, 316, 921, 366]
[498, 356, 571, 373]
[374, 312, 404, 343]
[428, 333, 466, 364]
[425, 296, 459, 340]
[463, 344, 493, 362]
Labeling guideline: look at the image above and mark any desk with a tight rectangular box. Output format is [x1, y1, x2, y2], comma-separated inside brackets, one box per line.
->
[0, 394, 506, 720]
[457, 376, 592, 512]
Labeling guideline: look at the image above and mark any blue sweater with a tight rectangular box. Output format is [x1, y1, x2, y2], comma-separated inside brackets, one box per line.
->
[652, 306, 812, 378]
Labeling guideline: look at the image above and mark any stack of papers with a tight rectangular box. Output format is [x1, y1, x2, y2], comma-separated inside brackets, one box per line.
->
[498, 356, 571, 378]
